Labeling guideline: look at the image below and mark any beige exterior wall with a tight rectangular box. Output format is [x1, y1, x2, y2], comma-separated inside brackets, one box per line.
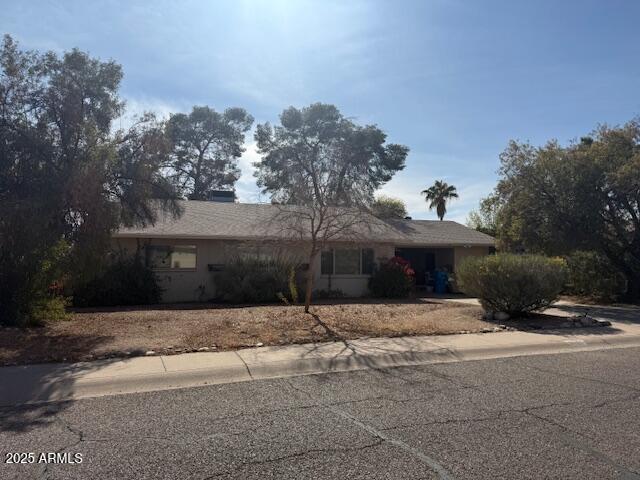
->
[314, 243, 395, 297]
[112, 237, 491, 302]
[449, 246, 491, 293]
[453, 246, 492, 271]
[112, 238, 395, 302]
[113, 237, 230, 303]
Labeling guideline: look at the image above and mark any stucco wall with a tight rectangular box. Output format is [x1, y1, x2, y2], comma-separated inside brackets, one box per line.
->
[113, 238, 229, 303]
[450, 246, 492, 293]
[314, 243, 395, 297]
[112, 238, 397, 302]
[453, 246, 492, 270]
[112, 238, 490, 302]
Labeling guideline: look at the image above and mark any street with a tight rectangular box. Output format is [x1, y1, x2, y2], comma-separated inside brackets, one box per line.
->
[1, 347, 639, 480]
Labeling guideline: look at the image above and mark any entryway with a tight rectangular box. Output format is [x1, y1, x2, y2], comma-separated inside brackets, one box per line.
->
[394, 247, 454, 287]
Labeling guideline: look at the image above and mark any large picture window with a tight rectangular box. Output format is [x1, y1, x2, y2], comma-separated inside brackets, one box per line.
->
[321, 248, 375, 275]
[147, 245, 197, 270]
[335, 249, 360, 275]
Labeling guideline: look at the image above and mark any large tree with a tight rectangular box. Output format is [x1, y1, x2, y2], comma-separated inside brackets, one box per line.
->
[466, 193, 502, 238]
[371, 195, 408, 218]
[421, 180, 458, 220]
[493, 120, 640, 301]
[166, 106, 253, 200]
[254, 103, 409, 312]
[0, 35, 179, 325]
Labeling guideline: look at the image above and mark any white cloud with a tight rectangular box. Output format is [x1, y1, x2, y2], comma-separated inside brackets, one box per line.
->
[114, 96, 186, 131]
[235, 140, 265, 203]
[124, 96, 181, 119]
[378, 169, 496, 224]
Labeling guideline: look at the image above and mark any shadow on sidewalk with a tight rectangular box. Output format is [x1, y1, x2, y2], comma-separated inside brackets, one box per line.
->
[0, 356, 120, 433]
[299, 313, 455, 378]
[550, 303, 640, 325]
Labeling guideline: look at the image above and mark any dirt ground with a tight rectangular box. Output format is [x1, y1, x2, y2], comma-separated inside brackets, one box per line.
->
[0, 299, 500, 365]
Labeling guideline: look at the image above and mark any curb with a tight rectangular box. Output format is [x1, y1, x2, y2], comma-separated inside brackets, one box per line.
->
[2, 333, 640, 407]
[241, 334, 640, 381]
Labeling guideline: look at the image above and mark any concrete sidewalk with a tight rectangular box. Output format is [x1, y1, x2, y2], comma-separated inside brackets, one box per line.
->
[2, 314, 640, 407]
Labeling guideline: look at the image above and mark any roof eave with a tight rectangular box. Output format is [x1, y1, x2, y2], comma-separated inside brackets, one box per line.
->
[112, 232, 291, 241]
[113, 232, 495, 247]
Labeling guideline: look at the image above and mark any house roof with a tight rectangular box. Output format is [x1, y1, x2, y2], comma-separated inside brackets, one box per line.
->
[114, 201, 495, 247]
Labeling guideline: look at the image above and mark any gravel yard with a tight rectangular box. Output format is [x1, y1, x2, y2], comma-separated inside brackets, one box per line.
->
[1, 298, 599, 366]
[1, 300, 495, 365]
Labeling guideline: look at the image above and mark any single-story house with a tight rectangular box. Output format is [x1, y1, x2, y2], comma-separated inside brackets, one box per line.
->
[113, 200, 495, 302]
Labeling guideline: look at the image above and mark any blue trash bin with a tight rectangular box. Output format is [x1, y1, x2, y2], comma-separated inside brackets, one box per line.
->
[434, 271, 447, 294]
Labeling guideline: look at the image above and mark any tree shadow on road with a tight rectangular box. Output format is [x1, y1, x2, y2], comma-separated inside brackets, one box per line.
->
[0, 356, 129, 432]
[0, 340, 121, 433]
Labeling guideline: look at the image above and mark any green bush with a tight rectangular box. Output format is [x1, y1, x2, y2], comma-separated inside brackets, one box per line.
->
[0, 240, 70, 327]
[28, 296, 69, 326]
[565, 250, 626, 301]
[73, 255, 162, 307]
[215, 257, 301, 304]
[457, 254, 567, 316]
[369, 256, 415, 298]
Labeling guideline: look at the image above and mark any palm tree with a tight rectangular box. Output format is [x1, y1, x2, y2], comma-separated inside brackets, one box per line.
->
[421, 180, 458, 221]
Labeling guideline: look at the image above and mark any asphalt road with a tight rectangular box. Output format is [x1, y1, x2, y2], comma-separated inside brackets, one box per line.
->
[1, 347, 639, 480]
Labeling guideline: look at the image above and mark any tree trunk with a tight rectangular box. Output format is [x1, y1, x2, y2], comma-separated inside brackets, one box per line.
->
[625, 273, 640, 303]
[304, 248, 319, 313]
[600, 245, 639, 303]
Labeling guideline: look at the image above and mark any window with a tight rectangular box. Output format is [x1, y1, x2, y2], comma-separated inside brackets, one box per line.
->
[335, 249, 360, 275]
[229, 242, 287, 261]
[147, 245, 197, 270]
[361, 248, 375, 275]
[321, 250, 334, 275]
[321, 248, 375, 275]
[232, 243, 261, 260]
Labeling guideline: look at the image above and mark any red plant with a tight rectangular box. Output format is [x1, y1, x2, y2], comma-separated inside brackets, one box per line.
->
[389, 256, 415, 277]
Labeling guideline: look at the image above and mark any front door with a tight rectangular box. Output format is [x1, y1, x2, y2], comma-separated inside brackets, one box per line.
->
[395, 248, 435, 286]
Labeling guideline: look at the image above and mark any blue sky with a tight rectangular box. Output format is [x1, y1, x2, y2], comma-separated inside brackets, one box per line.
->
[3, 0, 639, 221]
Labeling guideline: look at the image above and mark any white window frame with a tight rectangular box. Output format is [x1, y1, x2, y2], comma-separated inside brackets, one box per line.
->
[146, 244, 197, 271]
[321, 248, 375, 276]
